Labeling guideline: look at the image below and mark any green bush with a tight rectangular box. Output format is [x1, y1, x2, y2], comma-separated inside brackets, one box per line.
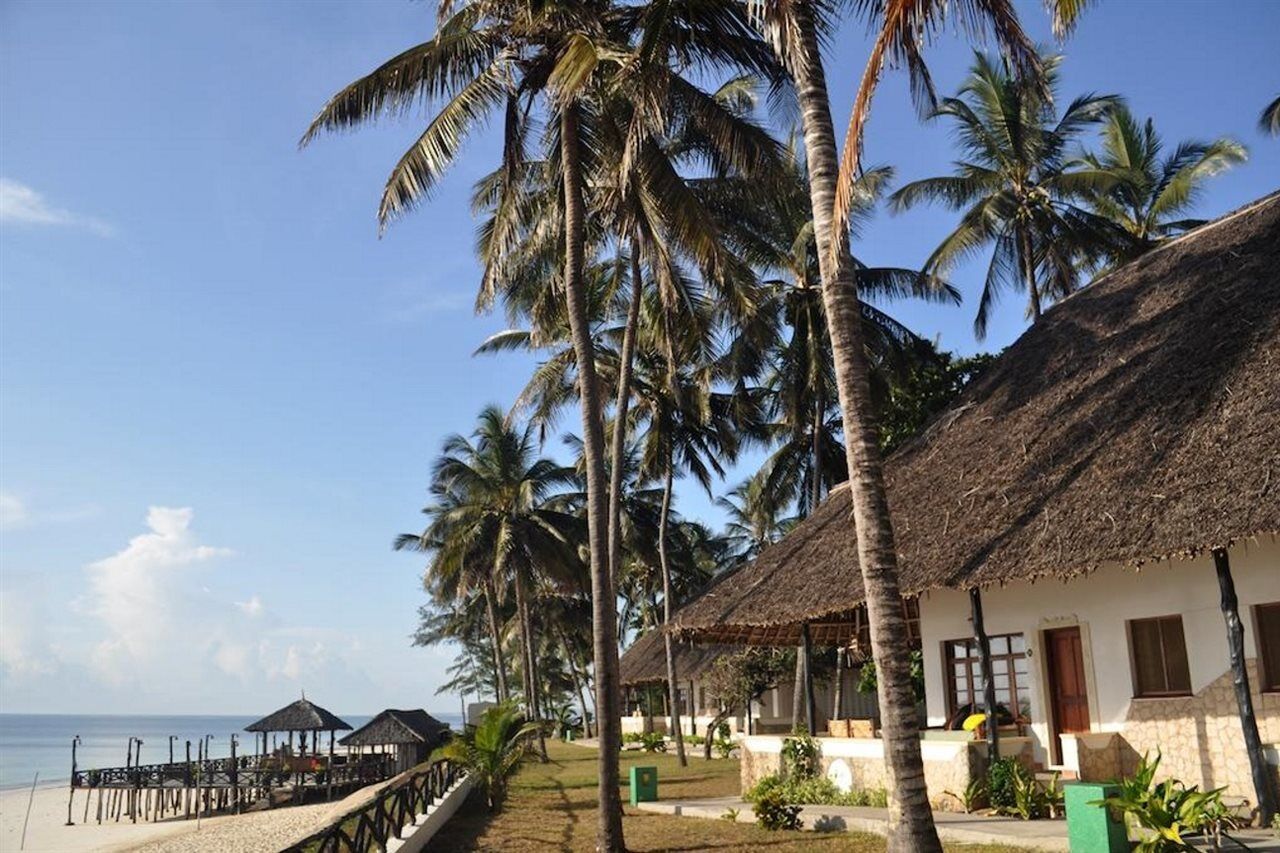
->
[622, 732, 642, 744]
[685, 734, 705, 746]
[987, 757, 1026, 812]
[1096, 751, 1238, 851]
[780, 734, 820, 780]
[638, 732, 667, 753]
[753, 789, 802, 831]
[713, 739, 735, 759]
[745, 773, 888, 808]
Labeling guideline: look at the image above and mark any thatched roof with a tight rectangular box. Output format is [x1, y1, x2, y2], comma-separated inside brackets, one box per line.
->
[339, 709, 449, 747]
[674, 192, 1280, 646]
[245, 699, 352, 733]
[618, 629, 738, 687]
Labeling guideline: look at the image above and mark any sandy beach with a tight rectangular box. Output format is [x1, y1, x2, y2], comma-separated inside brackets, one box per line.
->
[0, 782, 381, 852]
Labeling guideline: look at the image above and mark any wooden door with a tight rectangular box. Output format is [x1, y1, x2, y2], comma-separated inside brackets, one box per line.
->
[1045, 626, 1089, 765]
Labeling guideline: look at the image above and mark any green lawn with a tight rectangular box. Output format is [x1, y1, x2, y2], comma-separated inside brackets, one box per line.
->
[424, 739, 1034, 852]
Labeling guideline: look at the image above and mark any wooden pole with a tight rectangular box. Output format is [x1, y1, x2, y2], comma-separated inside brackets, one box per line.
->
[802, 622, 816, 734]
[969, 587, 999, 760]
[327, 731, 334, 801]
[1212, 548, 1277, 824]
[66, 735, 80, 825]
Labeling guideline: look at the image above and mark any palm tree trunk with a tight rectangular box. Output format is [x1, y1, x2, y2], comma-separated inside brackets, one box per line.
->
[607, 232, 645, 585]
[1019, 226, 1042, 322]
[790, 8, 941, 850]
[525, 596, 550, 762]
[561, 102, 625, 851]
[514, 575, 548, 761]
[483, 581, 509, 703]
[658, 457, 688, 766]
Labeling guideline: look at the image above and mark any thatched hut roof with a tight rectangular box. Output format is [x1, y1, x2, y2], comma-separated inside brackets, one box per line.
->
[339, 709, 449, 747]
[245, 698, 353, 733]
[618, 629, 737, 687]
[674, 192, 1280, 647]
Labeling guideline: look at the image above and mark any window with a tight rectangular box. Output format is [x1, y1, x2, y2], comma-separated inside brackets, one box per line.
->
[943, 633, 1030, 720]
[1256, 602, 1280, 693]
[1128, 615, 1192, 697]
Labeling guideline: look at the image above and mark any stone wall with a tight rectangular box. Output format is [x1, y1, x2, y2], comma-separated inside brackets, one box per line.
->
[739, 735, 1034, 813]
[1115, 660, 1279, 801]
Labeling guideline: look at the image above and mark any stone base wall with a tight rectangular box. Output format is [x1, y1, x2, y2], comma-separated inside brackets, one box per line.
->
[739, 736, 1033, 813]
[1115, 660, 1279, 801]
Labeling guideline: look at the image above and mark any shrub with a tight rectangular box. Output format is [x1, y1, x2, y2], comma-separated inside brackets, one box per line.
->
[753, 789, 802, 831]
[1096, 751, 1236, 852]
[780, 734, 820, 780]
[713, 739, 735, 759]
[745, 773, 888, 808]
[987, 757, 1025, 812]
[638, 732, 667, 753]
[622, 732, 642, 744]
[945, 777, 988, 813]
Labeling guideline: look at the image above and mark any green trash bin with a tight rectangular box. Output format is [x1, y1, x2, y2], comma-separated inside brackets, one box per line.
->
[1064, 781, 1127, 852]
[629, 766, 658, 806]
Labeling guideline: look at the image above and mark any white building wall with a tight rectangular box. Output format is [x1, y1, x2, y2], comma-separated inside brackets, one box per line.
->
[918, 537, 1279, 778]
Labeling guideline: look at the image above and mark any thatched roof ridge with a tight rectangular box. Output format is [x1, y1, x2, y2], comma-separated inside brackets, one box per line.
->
[245, 698, 353, 733]
[618, 628, 738, 686]
[339, 709, 449, 747]
[673, 192, 1280, 646]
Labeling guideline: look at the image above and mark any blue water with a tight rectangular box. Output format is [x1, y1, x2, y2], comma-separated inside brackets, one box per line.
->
[0, 713, 463, 790]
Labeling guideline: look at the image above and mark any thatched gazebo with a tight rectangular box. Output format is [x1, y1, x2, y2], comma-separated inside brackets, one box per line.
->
[671, 192, 1280, 814]
[618, 630, 745, 736]
[339, 709, 449, 775]
[245, 697, 352, 759]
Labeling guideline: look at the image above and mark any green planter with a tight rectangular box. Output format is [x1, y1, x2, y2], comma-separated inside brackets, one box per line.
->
[1064, 781, 1127, 852]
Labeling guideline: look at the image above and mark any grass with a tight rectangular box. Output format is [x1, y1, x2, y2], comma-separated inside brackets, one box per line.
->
[424, 739, 1035, 852]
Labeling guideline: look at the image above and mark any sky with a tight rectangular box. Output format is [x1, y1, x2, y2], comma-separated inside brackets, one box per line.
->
[1, 0, 1277, 717]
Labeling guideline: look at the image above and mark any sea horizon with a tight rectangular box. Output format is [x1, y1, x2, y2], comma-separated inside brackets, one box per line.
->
[0, 711, 464, 791]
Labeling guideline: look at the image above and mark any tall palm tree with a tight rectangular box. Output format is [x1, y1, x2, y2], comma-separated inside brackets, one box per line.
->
[398, 483, 513, 704]
[630, 342, 741, 765]
[890, 52, 1121, 338]
[420, 406, 583, 760]
[1076, 104, 1247, 262]
[745, 0, 1045, 846]
[302, 6, 774, 841]
[716, 477, 796, 566]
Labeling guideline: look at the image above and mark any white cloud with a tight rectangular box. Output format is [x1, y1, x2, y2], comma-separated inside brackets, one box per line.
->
[236, 594, 264, 617]
[0, 490, 101, 530]
[0, 178, 113, 236]
[86, 506, 233, 682]
[0, 594, 55, 677]
[0, 492, 28, 529]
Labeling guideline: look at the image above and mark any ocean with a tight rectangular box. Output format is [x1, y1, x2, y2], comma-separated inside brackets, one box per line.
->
[0, 713, 463, 791]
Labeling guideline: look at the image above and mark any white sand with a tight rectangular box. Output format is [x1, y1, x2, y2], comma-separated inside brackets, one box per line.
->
[0, 782, 384, 852]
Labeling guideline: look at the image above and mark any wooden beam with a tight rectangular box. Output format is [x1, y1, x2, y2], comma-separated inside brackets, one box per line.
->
[1212, 548, 1277, 824]
[969, 588, 999, 760]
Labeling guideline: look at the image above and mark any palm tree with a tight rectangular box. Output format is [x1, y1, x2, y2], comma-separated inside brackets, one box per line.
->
[444, 702, 541, 810]
[1076, 104, 1247, 262]
[890, 52, 1121, 338]
[716, 477, 795, 566]
[745, 0, 1045, 846]
[421, 406, 582, 760]
[630, 343, 741, 766]
[301, 5, 773, 840]
[1261, 96, 1280, 137]
[398, 490, 513, 704]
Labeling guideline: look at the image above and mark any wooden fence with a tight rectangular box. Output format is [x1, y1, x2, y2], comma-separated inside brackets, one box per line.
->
[281, 758, 463, 853]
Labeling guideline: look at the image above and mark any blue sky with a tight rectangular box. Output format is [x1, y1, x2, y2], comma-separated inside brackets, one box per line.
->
[1, 0, 1276, 716]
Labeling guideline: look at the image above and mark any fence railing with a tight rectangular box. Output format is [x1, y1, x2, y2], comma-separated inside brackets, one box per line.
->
[280, 758, 463, 853]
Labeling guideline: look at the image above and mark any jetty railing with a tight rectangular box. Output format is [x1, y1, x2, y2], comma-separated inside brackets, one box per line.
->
[281, 758, 463, 853]
[69, 754, 396, 824]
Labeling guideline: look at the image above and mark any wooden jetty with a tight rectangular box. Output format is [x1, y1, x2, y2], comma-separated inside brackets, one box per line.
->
[66, 697, 396, 825]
